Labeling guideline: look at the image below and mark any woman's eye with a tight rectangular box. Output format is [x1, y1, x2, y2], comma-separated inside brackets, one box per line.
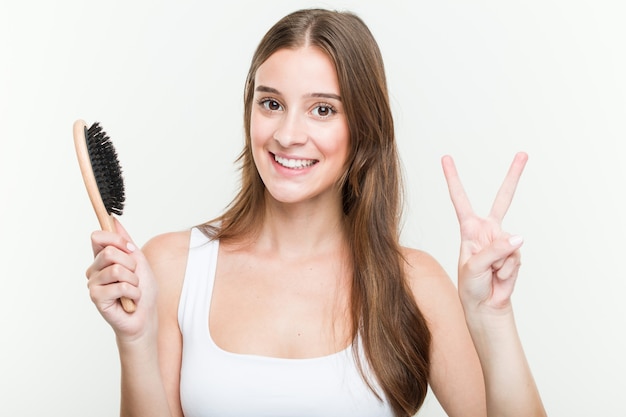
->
[261, 99, 282, 111]
[312, 105, 335, 118]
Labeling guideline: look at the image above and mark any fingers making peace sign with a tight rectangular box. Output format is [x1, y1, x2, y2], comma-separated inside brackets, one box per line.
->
[442, 152, 528, 312]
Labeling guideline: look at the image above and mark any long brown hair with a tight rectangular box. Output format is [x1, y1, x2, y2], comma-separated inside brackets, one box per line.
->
[199, 9, 431, 416]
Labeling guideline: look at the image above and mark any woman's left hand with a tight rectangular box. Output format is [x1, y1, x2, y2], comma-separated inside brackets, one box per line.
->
[442, 152, 528, 314]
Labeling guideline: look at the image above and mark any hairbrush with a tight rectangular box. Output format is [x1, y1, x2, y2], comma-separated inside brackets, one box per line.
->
[73, 119, 136, 313]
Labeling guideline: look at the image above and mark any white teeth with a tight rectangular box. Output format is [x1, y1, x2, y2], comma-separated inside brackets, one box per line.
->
[274, 154, 317, 169]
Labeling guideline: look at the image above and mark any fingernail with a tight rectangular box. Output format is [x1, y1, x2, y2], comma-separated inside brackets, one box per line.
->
[126, 242, 136, 252]
[509, 235, 524, 246]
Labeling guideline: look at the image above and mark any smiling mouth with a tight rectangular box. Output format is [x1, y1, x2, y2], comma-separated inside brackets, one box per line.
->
[273, 153, 319, 169]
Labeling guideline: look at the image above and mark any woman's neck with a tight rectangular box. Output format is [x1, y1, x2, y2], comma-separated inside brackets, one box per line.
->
[256, 194, 348, 260]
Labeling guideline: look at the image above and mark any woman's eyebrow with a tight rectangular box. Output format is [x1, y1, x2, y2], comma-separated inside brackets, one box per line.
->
[255, 85, 342, 101]
[308, 92, 342, 101]
[255, 85, 280, 94]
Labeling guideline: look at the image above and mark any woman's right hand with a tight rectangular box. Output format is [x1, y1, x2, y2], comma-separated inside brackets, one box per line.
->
[86, 219, 158, 343]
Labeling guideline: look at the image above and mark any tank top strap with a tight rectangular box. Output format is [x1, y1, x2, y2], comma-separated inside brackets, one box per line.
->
[178, 227, 219, 334]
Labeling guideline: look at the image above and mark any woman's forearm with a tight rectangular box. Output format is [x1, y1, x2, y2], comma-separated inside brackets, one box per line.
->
[117, 337, 173, 417]
[465, 307, 546, 417]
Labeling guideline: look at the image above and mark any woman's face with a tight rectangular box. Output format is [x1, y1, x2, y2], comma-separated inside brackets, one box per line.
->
[250, 46, 350, 206]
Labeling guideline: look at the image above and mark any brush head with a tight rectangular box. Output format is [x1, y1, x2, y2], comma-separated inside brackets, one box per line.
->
[85, 122, 126, 216]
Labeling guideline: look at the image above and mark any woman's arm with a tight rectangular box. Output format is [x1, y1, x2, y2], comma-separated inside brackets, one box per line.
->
[405, 249, 487, 417]
[142, 231, 189, 417]
[86, 221, 187, 417]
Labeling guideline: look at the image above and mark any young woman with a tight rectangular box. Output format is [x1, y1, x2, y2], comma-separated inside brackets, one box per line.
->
[86, 8, 546, 417]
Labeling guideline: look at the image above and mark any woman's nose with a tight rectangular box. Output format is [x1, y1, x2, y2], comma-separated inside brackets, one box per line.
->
[273, 112, 308, 147]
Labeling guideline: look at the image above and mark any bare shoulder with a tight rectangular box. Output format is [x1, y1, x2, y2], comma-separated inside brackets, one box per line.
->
[142, 230, 192, 300]
[401, 247, 447, 278]
[401, 247, 459, 319]
[142, 230, 191, 266]
[402, 247, 455, 294]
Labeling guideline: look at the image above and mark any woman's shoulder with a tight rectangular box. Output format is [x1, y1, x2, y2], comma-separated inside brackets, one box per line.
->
[142, 229, 193, 285]
[401, 246, 448, 282]
[401, 246, 460, 315]
[143, 229, 192, 260]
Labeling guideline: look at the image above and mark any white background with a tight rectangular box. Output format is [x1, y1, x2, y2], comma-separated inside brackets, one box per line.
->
[1, 0, 625, 416]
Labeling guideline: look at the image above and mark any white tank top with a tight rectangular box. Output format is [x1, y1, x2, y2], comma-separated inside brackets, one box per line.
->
[178, 228, 395, 417]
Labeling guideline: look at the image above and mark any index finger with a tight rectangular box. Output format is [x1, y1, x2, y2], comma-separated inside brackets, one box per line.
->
[441, 154, 474, 223]
[90, 228, 135, 258]
[489, 152, 528, 222]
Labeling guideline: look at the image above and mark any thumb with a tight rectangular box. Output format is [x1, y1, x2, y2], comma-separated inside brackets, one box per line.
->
[464, 235, 524, 276]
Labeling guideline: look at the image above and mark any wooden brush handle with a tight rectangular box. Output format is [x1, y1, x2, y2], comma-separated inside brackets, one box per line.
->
[73, 120, 136, 313]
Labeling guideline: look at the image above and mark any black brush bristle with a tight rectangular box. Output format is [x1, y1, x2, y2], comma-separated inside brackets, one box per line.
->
[85, 122, 126, 216]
